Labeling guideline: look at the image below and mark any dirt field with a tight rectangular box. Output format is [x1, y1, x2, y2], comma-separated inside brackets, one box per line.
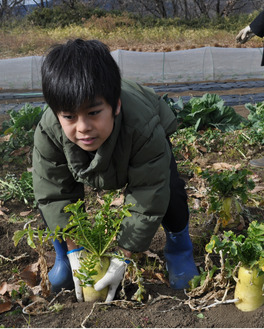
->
[1, 192, 264, 328]
[1, 62, 264, 327]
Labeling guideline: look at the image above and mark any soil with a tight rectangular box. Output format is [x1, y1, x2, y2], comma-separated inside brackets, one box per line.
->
[1, 80, 264, 327]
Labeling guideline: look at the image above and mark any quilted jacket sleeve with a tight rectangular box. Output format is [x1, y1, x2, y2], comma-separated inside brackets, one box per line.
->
[33, 117, 84, 231]
[117, 120, 172, 252]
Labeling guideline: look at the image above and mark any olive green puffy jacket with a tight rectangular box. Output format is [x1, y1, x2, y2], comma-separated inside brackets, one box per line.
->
[33, 79, 177, 252]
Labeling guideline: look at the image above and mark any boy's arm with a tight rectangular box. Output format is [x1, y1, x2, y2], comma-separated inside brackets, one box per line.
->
[33, 123, 84, 231]
[117, 124, 172, 253]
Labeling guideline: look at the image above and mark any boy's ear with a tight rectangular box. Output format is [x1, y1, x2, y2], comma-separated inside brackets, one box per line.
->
[115, 99, 121, 116]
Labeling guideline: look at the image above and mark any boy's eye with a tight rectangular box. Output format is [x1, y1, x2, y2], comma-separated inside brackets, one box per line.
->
[88, 110, 101, 116]
[62, 115, 75, 120]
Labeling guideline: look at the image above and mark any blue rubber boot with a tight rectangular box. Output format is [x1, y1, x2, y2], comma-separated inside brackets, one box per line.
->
[48, 239, 74, 292]
[163, 224, 199, 289]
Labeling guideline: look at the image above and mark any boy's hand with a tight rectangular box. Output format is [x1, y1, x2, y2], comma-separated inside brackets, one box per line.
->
[118, 246, 132, 258]
[236, 25, 255, 43]
[67, 248, 84, 302]
[94, 257, 127, 302]
[66, 240, 130, 302]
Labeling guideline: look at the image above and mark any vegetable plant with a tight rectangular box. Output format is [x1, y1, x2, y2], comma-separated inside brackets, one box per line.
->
[206, 221, 264, 311]
[164, 93, 247, 132]
[201, 168, 255, 233]
[188, 221, 264, 312]
[0, 103, 46, 164]
[239, 101, 264, 146]
[2, 104, 45, 133]
[13, 191, 145, 302]
[55, 192, 132, 302]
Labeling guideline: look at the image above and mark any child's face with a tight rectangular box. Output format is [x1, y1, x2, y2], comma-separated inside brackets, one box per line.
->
[57, 97, 121, 152]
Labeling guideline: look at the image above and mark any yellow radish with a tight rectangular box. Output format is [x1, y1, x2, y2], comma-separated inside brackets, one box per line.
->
[82, 255, 110, 302]
[234, 266, 264, 312]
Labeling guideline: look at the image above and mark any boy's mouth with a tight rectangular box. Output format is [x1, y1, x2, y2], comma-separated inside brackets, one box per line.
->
[79, 137, 96, 145]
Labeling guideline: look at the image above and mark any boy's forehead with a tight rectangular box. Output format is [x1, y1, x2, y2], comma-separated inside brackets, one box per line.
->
[79, 97, 105, 110]
[89, 98, 104, 107]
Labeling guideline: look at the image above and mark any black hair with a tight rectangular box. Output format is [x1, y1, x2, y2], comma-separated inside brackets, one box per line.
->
[41, 39, 121, 114]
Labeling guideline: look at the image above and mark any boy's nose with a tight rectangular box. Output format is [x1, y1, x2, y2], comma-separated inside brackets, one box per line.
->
[77, 117, 92, 132]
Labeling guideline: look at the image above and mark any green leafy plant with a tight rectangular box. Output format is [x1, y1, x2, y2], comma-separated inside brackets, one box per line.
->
[201, 168, 255, 232]
[206, 221, 264, 275]
[239, 101, 264, 146]
[0, 104, 46, 163]
[0, 171, 35, 205]
[171, 126, 200, 161]
[58, 193, 131, 258]
[188, 221, 264, 312]
[196, 127, 224, 152]
[164, 93, 247, 132]
[53, 192, 147, 302]
[2, 104, 45, 133]
[206, 221, 264, 311]
[13, 191, 145, 302]
[11, 281, 30, 302]
[171, 126, 225, 161]
[245, 101, 264, 127]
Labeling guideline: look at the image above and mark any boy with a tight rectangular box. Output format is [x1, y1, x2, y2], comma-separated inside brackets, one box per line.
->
[33, 39, 198, 302]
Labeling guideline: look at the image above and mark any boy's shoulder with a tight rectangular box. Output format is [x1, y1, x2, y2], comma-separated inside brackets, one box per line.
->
[121, 79, 155, 101]
[120, 79, 177, 136]
[120, 79, 158, 117]
[35, 107, 63, 145]
[39, 107, 61, 132]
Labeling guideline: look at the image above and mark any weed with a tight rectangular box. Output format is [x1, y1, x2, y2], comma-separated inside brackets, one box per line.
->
[49, 302, 64, 312]
[11, 266, 19, 274]
[8, 214, 30, 223]
[0, 172, 34, 206]
[0, 104, 46, 165]
[13, 224, 52, 297]
[4, 308, 22, 317]
[11, 281, 30, 302]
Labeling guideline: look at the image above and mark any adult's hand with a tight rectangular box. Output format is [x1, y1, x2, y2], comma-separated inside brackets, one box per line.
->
[236, 25, 255, 44]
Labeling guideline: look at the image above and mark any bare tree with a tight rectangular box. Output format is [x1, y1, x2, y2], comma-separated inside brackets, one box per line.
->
[0, 0, 25, 18]
[116, 0, 263, 19]
[30, 0, 49, 8]
[218, 0, 247, 16]
[130, 0, 167, 18]
[193, 0, 209, 16]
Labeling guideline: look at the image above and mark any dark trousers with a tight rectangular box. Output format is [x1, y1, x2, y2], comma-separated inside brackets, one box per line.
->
[162, 140, 189, 233]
